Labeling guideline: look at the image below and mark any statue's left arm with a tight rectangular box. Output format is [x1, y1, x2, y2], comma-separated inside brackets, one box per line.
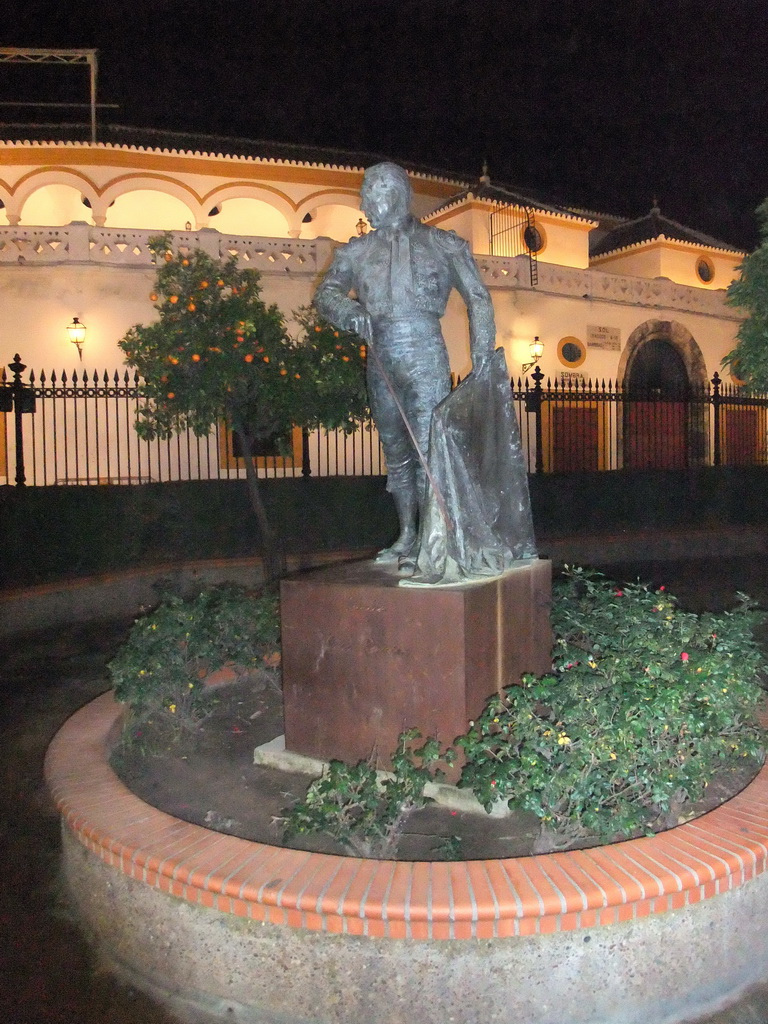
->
[436, 232, 496, 372]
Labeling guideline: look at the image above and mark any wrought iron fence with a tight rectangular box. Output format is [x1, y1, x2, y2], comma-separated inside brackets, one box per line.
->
[0, 355, 384, 486]
[2, 355, 768, 487]
[505, 368, 768, 474]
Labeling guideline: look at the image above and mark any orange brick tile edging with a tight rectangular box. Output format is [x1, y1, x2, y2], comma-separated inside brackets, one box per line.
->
[46, 692, 768, 941]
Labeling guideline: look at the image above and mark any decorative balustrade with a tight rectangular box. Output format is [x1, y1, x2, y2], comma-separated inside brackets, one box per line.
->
[0, 224, 741, 317]
[477, 253, 741, 318]
[0, 224, 330, 275]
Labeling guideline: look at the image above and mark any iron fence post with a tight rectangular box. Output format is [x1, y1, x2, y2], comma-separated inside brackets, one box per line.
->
[9, 354, 27, 486]
[711, 372, 722, 467]
[301, 427, 311, 477]
[531, 366, 544, 474]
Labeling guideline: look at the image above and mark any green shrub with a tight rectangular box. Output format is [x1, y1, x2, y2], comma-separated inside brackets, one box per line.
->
[283, 731, 443, 858]
[109, 585, 279, 739]
[457, 568, 766, 851]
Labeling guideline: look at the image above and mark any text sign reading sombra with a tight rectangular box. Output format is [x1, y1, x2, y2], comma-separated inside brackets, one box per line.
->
[587, 325, 621, 351]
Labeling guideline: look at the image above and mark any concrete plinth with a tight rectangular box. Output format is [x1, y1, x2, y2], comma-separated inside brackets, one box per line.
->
[280, 557, 552, 767]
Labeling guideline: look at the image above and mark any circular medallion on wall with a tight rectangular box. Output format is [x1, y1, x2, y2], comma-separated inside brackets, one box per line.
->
[523, 224, 546, 254]
[557, 336, 586, 368]
[696, 256, 715, 284]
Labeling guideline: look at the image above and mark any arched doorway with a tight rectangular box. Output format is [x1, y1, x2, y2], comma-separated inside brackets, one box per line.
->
[626, 333, 704, 468]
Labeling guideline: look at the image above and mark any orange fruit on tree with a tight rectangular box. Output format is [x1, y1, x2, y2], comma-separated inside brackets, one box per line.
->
[164, 253, 173, 262]
[342, 355, 350, 362]
[217, 279, 225, 287]
[167, 392, 175, 399]
[149, 292, 158, 301]
[244, 354, 254, 363]
[187, 302, 196, 311]
[182, 258, 189, 266]
[199, 280, 209, 288]
[169, 295, 179, 304]
[263, 356, 270, 363]
[279, 368, 287, 376]
[191, 353, 201, 362]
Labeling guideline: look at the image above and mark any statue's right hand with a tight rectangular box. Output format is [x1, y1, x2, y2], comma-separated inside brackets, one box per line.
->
[348, 310, 373, 342]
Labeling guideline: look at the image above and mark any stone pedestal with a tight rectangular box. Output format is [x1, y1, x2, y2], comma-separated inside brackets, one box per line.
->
[281, 558, 551, 768]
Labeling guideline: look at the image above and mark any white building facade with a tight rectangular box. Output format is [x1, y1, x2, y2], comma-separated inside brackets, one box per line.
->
[0, 132, 752, 484]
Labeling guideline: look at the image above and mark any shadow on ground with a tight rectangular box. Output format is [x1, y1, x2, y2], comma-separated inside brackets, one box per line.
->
[2, 557, 768, 1023]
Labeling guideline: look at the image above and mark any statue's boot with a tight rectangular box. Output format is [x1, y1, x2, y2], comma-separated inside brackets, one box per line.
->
[375, 489, 418, 563]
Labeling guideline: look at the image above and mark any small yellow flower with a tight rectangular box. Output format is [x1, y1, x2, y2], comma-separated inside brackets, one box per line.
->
[609, 752, 617, 760]
[588, 660, 597, 669]
[557, 734, 571, 746]
[169, 704, 176, 713]
[493, 717, 500, 723]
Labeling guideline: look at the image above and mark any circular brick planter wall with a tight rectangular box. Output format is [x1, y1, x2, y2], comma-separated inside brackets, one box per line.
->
[46, 692, 768, 1024]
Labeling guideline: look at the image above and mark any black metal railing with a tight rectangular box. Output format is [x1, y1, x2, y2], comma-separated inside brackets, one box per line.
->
[2, 356, 768, 487]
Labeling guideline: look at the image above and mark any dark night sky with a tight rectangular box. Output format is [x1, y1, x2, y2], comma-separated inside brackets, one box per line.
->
[3, 0, 768, 249]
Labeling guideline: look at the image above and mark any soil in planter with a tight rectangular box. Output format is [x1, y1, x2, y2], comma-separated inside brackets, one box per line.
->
[111, 672, 762, 861]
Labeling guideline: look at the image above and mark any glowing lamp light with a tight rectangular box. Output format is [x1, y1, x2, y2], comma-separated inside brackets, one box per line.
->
[523, 336, 544, 373]
[67, 317, 86, 361]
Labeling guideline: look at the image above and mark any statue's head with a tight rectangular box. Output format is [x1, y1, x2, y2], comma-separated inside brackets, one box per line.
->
[360, 162, 412, 230]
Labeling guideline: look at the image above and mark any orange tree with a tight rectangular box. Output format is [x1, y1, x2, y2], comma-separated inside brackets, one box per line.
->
[118, 235, 368, 581]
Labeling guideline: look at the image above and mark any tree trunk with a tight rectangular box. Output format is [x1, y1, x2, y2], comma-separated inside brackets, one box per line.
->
[234, 424, 285, 589]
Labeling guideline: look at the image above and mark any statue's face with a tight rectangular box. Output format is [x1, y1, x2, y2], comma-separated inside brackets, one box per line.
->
[360, 173, 410, 230]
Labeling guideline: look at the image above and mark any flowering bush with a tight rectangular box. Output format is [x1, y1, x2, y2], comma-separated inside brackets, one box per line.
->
[456, 567, 766, 851]
[109, 586, 279, 740]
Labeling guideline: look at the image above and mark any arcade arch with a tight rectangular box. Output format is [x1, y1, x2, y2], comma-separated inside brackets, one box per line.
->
[301, 202, 366, 241]
[103, 189, 197, 231]
[19, 183, 95, 226]
[207, 197, 291, 237]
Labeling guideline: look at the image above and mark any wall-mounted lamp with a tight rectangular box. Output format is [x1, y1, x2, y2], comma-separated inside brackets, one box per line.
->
[522, 336, 544, 374]
[356, 218, 368, 236]
[67, 317, 86, 361]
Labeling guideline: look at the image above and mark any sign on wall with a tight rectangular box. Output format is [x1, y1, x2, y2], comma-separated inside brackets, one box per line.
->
[587, 324, 621, 351]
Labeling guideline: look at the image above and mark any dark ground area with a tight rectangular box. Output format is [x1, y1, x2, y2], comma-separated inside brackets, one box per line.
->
[2, 556, 768, 1023]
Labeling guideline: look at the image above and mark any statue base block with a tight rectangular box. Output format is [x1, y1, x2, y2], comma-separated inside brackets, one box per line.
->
[280, 558, 552, 769]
